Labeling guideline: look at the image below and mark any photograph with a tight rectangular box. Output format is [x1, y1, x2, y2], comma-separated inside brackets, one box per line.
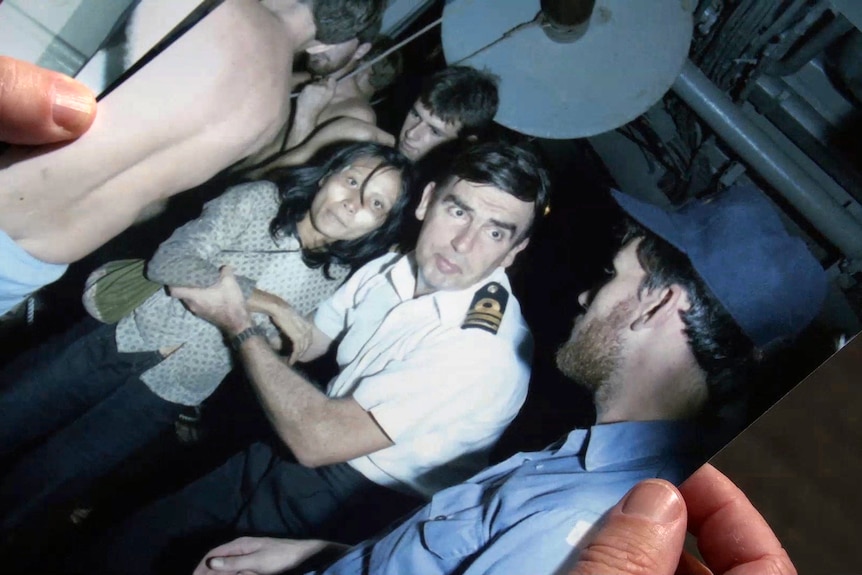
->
[1, 1, 860, 574]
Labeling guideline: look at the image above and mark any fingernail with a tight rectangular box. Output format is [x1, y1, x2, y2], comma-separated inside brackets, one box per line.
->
[209, 558, 224, 568]
[621, 480, 682, 524]
[52, 78, 96, 133]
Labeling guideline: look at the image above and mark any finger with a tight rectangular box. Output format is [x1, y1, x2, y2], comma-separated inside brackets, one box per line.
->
[208, 553, 265, 572]
[0, 56, 96, 144]
[675, 550, 712, 575]
[680, 464, 796, 575]
[192, 560, 220, 575]
[169, 286, 191, 299]
[378, 132, 396, 147]
[198, 537, 265, 574]
[219, 266, 235, 281]
[567, 479, 686, 575]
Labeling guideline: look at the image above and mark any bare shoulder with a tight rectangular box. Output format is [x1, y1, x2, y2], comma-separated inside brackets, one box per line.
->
[129, 0, 294, 140]
[319, 98, 377, 126]
[90, 0, 294, 158]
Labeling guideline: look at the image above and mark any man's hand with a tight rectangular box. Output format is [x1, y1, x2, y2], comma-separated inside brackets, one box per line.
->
[0, 56, 97, 145]
[247, 289, 313, 362]
[286, 77, 337, 148]
[170, 266, 252, 335]
[193, 536, 337, 575]
[267, 301, 314, 365]
[296, 77, 337, 118]
[567, 463, 796, 575]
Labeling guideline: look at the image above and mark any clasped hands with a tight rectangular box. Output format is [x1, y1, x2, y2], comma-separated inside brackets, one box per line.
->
[169, 266, 311, 363]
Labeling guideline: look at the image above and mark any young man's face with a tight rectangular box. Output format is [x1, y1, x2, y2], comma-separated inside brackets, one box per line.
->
[555, 239, 646, 391]
[413, 178, 533, 296]
[397, 101, 462, 162]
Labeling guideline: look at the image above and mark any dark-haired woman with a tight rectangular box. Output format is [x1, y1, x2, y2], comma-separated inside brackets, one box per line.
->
[0, 141, 413, 531]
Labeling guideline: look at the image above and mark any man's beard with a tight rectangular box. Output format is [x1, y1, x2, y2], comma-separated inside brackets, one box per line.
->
[308, 55, 350, 77]
[555, 303, 630, 405]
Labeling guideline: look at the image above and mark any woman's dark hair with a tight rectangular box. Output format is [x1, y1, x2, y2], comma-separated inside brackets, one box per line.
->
[621, 220, 759, 409]
[268, 141, 413, 276]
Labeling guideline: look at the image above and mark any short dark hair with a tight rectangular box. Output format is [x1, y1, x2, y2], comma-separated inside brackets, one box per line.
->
[268, 141, 414, 275]
[365, 39, 403, 92]
[307, 0, 385, 45]
[622, 220, 759, 408]
[419, 66, 500, 135]
[432, 141, 551, 239]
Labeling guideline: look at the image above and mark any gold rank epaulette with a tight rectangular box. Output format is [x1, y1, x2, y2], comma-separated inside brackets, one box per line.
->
[461, 282, 509, 335]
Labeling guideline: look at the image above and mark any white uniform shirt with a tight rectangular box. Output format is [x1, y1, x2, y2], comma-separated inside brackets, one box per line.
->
[314, 253, 532, 498]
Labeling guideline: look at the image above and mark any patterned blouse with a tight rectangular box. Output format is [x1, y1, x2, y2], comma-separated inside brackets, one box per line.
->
[115, 181, 348, 405]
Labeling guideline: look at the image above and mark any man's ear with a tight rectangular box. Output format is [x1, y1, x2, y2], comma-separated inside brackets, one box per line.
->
[500, 238, 530, 269]
[415, 182, 436, 221]
[353, 42, 372, 61]
[630, 284, 688, 332]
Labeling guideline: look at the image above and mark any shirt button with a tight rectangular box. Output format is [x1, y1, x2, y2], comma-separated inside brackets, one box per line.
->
[434, 515, 447, 521]
[535, 464, 544, 470]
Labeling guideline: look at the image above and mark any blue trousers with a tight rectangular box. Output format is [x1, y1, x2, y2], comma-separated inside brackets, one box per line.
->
[0, 319, 181, 531]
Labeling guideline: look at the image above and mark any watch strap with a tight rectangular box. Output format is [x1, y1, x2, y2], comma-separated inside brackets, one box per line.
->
[230, 325, 267, 351]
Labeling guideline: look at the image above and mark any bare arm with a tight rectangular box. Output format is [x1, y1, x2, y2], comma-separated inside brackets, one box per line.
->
[283, 78, 336, 150]
[241, 116, 395, 180]
[238, 335, 392, 467]
[172, 268, 392, 468]
[146, 184, 263, 296]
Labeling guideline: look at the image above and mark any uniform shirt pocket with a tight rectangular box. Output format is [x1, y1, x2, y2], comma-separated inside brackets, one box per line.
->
[420, 514, 484, 560]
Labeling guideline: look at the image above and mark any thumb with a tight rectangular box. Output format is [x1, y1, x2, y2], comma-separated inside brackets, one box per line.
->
[378, 132, 396, 147]
[219, 266, 236, 281]
[0, 56, 97, 144]
[208, 554, 262, 572]
[567, 479, 686, 575]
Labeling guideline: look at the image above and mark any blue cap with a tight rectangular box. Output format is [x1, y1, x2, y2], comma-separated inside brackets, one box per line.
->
[611, 186, 828, 347]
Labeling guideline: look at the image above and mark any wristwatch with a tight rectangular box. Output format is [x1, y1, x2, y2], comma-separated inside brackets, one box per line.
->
[230, 325, 267, 351]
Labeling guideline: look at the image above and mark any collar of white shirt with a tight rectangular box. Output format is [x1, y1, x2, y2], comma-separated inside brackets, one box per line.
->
[382, 253, 514, 327]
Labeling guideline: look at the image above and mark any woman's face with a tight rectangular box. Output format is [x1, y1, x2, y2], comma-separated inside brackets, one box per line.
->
[308, 156, 403, 243]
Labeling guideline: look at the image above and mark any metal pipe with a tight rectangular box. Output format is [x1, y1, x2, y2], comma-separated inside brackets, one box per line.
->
[672, 59, 862, 261]
[766, 14, 854, 77]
